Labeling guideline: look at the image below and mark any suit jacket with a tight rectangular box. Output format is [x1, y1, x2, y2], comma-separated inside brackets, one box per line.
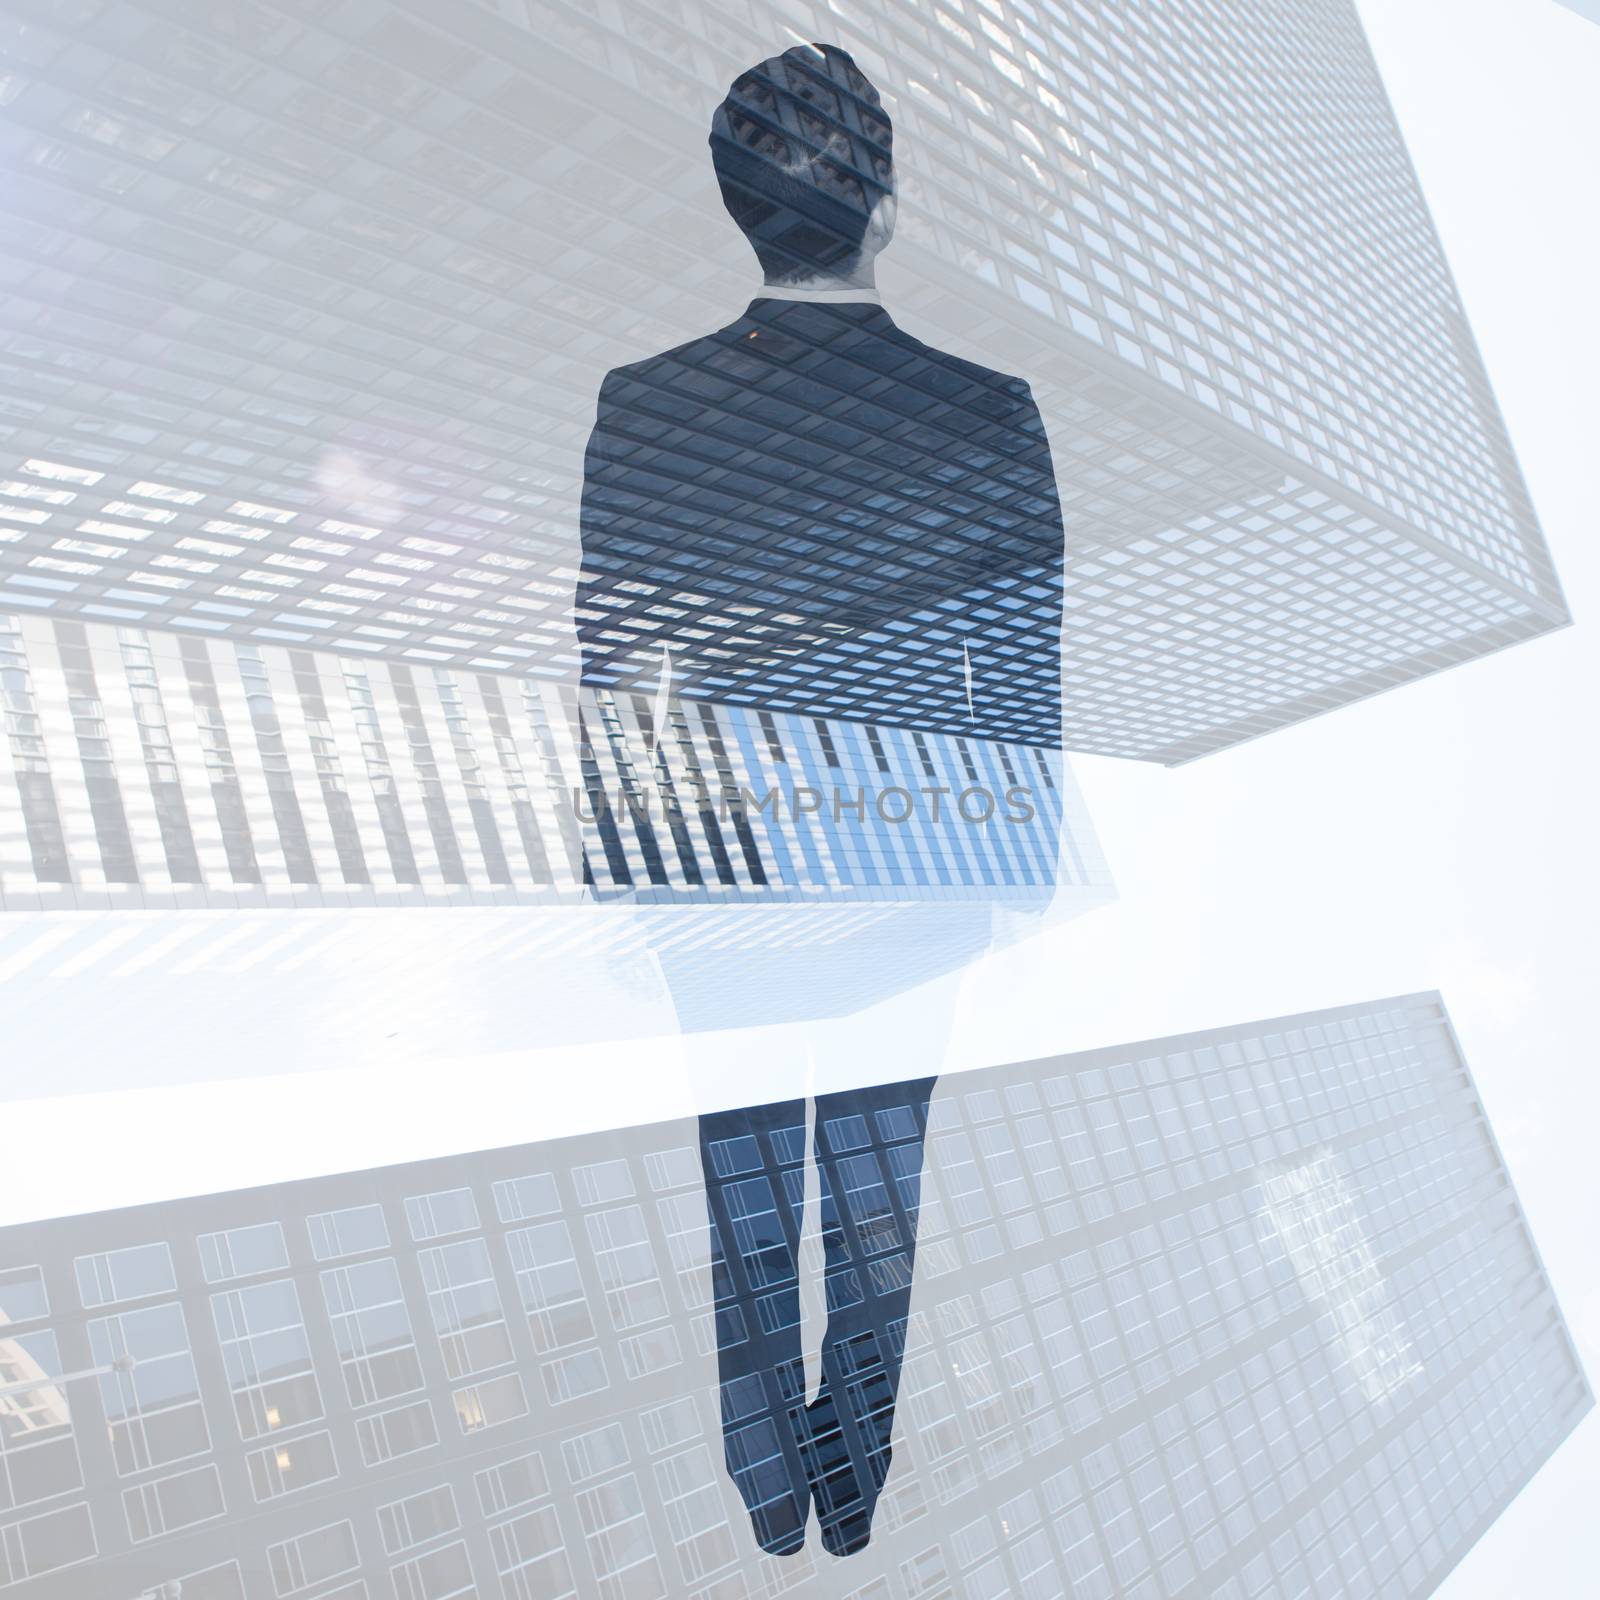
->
[577, 296, 1063, 749]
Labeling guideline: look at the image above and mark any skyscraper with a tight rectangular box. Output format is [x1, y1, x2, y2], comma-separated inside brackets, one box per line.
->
[0, 0, 1569, 763]
[0, 605, 1113, 1059]
[0, 613, 1093, 911]
[0, 994, 1585, 1597]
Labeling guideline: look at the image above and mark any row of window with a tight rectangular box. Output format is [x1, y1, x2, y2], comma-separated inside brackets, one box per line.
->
[0, 1003, 1583, 1597]
[0, 614, 1075, 902]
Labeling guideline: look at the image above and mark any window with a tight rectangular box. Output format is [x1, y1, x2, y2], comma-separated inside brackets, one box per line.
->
[75, 1242, 175, 1308]
[321, 1257, 424, 1408]
[199, 1222, 289, 1284]
[307, 1203, 390, 1261]
[247, 1430, 339, 1503]
[267, 1521, 360, 1598]
[123, 1463, 225, 1543]
[391, 1540, 476, 1600]
[494, 1173, 560, 1223]
[380, 1484, 460, 1554]
[453, 1371, 529, 1435]
[506, 1222, 593, 1354]
[476, 1449, 550, 1517]
[489, 1504, 576, 1600]
[0, 1502, 97, 1583]
[0, 1329, 83, 1505]
[405, 1187, 481, 1242]
[211, 1280, 323, 1440]
[419, 1238, 514, 1378]
[357, 1398, 438, 1468]
[0, 1265, 49, 1323]
[89, 1303, 211, 1474]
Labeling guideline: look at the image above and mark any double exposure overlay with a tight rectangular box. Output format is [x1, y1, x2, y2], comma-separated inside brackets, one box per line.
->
[0, 0, 1589, 1594]
[0, 999, 1586, 1595]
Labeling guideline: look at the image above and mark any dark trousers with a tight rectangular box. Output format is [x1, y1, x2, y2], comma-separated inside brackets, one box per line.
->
[697, 1077, 938, 1557]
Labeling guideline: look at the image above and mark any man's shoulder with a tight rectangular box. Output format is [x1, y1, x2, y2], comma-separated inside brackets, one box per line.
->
[598, 318, 757, 395]
[887, 324, 1035, 406]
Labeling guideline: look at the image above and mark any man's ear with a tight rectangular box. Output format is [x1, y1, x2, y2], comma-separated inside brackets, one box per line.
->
[867, 190, 898, 254]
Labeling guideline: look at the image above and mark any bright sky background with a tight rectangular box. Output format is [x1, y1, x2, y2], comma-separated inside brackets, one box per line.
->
[970, 1, 1598, 1589]
[2, 0, 1592, 1591]
[927, 1, 1597, 1590]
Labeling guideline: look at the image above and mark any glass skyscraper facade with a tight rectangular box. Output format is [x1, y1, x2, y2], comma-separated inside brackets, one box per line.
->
[0, 994, 1586, 1598]
[0, 6, 1585, 1596]
[0, 613, 1094, 910]
[0, 0, 1569, 763]
[0, 601, 1111, 1053]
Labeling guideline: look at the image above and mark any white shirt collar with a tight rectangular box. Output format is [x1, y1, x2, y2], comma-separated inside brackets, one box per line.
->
[753, 283, 884, 306]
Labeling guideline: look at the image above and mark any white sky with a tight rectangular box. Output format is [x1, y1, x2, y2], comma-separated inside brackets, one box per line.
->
[2, 0, 1592, 1591]
[989, 1, 1599, 1589]
[964, 1, 1600, 1587]
[1350, 5, 1600, 1591]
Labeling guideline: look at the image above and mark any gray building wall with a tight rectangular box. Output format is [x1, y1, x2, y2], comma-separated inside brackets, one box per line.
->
[0, 615, 1094, 911]
[0, 993, 1587, 1598]
[0, 0, 1570, 764]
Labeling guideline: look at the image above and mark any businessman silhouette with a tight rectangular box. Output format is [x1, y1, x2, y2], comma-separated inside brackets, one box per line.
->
[576, 43, 1064, 1557]
[576, 48, 1064, 750]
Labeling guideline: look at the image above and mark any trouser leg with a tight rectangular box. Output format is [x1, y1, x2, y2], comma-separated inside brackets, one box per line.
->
[698, 1097, 812, 1555]
[802, 1075, 938, 1556]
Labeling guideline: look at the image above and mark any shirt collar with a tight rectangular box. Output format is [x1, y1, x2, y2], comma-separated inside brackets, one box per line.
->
[752, 283, 884, 306]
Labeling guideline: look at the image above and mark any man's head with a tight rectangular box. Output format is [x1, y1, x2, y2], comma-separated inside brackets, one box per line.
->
[709, 43, 895, 285]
